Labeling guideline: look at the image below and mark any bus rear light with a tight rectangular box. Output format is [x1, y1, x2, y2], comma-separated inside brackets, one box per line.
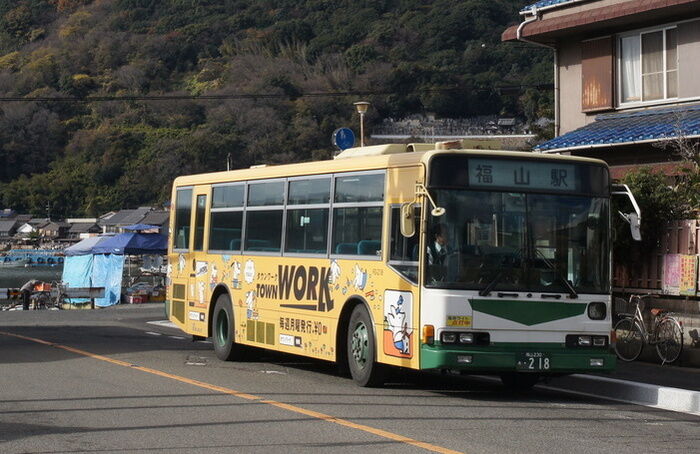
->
[593, 337, 607, 347]
[422, 325, 435, 345]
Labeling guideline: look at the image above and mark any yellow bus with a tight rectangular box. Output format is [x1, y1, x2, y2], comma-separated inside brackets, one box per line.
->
[166, 141, 637, 388]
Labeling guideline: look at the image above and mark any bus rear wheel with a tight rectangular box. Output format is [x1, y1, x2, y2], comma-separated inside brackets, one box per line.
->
[212, 293, 245, 361]
[347, 305, 385, 387]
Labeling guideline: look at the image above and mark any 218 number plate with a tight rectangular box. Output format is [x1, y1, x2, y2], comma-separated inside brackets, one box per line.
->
[516, 352, 551, 371]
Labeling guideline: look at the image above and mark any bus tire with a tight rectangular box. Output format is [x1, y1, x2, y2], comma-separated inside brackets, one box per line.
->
[347, 304, 385, 387]
[212, 293, 243, 361]
[500, 373, 540, 391]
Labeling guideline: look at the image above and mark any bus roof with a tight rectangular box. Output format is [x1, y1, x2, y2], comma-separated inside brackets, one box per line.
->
[172, 144, 609, 187]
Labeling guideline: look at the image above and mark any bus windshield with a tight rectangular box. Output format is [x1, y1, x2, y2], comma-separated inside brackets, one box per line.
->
[425, 190, 610, 294]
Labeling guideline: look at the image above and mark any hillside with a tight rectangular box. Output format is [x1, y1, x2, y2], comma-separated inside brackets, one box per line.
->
[0, 0, 551, 217]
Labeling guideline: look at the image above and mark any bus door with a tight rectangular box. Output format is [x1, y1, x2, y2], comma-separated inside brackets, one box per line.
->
[170, 186, 194, 327]
[189, 187, 210, 314]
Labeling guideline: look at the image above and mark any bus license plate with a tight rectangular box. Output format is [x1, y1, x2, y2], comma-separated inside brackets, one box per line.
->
[516, 352, 551, 371]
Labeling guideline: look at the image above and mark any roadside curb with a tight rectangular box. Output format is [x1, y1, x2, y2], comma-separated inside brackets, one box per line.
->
[543, 374, 700, 416]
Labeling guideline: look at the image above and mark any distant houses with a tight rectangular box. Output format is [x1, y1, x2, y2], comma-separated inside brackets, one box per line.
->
[0, 207, 169, 247]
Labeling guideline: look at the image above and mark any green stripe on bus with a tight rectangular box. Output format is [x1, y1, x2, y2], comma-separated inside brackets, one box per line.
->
[470, 299, 587, 326]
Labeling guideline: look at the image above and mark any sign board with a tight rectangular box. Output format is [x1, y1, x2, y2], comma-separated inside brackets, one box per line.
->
[662, 254, 697, 296]
[332, 128, 355, 151]
[468, 159, 579, 192]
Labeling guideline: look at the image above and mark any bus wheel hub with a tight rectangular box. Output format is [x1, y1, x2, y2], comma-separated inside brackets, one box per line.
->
[351, 323, 368, 366]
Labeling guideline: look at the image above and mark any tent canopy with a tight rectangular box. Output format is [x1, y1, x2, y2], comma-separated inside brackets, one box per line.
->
[64, 234, 115, 257]
[92, 232, 167, 255]
[123, 224, 160, 232]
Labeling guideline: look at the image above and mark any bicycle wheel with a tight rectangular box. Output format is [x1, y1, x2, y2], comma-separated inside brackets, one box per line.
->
[655, 317, 683, 364]
[614, 318, 644, 361]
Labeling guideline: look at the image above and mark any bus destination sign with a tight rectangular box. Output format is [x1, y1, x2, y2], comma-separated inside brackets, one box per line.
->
[468, 158, 579, 192]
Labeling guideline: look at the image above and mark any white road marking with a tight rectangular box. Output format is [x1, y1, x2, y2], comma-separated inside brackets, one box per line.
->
[146, 320, 179, 329]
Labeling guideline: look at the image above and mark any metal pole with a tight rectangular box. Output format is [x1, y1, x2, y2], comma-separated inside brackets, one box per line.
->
[360, 113, 365, 147]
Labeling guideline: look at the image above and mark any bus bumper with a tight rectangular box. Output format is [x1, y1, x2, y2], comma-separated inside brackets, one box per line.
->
[420, 344, 616, 374]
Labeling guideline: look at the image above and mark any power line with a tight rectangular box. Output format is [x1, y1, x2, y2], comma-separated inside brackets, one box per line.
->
[0, 84, 553, 103]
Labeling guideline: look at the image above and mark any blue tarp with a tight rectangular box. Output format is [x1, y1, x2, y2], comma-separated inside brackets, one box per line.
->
[61, 253, 124, 306]
[92, 254, 124, 307]
[61, 255, 94, 303]
[92, 233, 167, 255]
[123, 224, 160, 231]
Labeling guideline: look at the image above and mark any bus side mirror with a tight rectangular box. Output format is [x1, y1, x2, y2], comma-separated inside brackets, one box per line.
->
[400, 202, 416, 238]
[621, 212, 641, 241]
[612, 184, 642, 242]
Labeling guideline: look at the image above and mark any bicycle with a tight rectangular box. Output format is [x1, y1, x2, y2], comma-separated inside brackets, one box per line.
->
[49, 281, 72, 309]
[613, 293, 684, 364]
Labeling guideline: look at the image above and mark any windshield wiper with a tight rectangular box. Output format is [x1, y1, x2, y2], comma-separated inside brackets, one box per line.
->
[479, 271, 504, 296]
[478, 248, 524, 297]
[534, 249, 578, 298]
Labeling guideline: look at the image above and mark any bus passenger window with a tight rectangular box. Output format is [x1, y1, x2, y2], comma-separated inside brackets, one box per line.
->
[332, 207, 383, 257]
[285, 209, 329, 254]
[245, 210, 283, 252]
[209, 184, 244, 251]
[389, 206, 419, 282]
[193, 195, 206, 251]
[174, 188, 192, 250]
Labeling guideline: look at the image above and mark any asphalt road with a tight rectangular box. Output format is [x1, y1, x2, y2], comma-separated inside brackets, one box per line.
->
[1, 305, 699, 454]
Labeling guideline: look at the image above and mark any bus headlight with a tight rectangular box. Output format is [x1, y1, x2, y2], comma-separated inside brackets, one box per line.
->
[441, 332, 457, 344]
[587, 302, 606, 320]
[459, 333, 474, 344]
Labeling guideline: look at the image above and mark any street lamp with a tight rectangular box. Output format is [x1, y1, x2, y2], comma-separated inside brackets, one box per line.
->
[353, 101, 370, 147]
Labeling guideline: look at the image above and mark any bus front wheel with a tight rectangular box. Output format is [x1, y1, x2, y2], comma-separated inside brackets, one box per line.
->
[347, 305, 385, 387]
[212, 293, 244, 361]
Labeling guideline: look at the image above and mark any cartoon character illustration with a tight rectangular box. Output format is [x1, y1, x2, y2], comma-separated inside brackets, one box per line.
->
[352, 264, 368, 290]
[328, 260, 342, 284]
[383, 291, 413, 358]
[245, 290, 257, 319]
[244, 259, 255, 284]
[209, 264, 219, 289]
[232, 261, 242, 288]
[178, 254, 186, 273]
[198, 281, 206, 304]
[195, 261, 208, 277]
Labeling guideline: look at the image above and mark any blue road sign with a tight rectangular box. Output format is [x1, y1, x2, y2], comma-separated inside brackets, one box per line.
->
[332, 128, 355, 150]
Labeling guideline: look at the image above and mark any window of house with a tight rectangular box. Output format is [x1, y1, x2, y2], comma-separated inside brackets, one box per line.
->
[619, 27, 678, 104]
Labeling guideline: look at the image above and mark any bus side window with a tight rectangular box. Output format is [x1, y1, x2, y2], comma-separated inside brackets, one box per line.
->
[174, 188, 192, 250]
[331, 172, 384, 258]
[388, 206, 419, 283]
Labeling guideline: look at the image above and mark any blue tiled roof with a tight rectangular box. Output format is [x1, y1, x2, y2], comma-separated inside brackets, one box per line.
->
[521, 0, 586, 13]
[535, 104, 700, 152]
